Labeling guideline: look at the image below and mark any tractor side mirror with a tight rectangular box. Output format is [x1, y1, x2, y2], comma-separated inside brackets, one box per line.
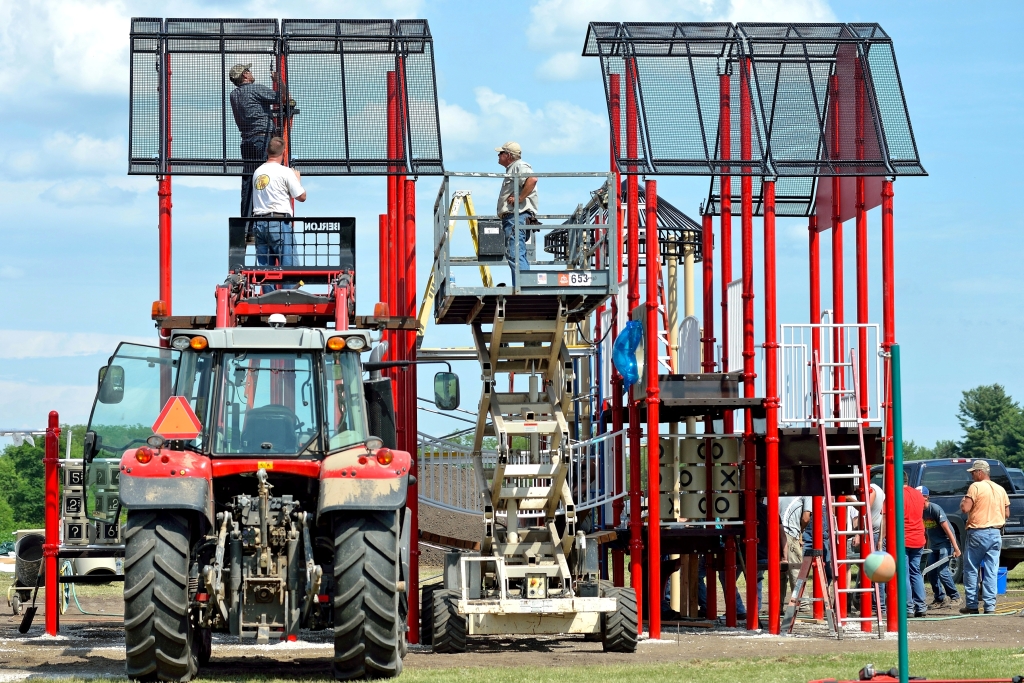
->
[433, 372, 460, 411]
[97, 365, 125, 404]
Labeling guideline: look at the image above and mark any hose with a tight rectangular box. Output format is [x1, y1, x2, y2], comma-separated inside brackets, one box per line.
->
[61, 560, 122, 617]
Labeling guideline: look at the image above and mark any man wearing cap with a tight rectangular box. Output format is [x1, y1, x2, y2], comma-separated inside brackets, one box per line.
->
[229, 63, 279, 216]
[919, 485, 961, 608]
[960, 459, 1011, 614]
[495, 142, 538, 286]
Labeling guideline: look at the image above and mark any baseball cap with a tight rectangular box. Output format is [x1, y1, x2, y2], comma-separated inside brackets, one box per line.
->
[495, 141, 522, 157]
[229, 63, 252, 85]
[966, 459, 990, 473]
[916, 485, 929, 496]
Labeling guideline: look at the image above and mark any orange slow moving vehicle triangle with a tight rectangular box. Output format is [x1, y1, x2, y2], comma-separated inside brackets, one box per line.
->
[152, 396, 203, 440]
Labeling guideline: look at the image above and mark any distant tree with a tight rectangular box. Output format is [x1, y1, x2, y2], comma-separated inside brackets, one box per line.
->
[957, 384, 1024, 467]
[903, 440, 932, 460]
[932, 439, 960, 459]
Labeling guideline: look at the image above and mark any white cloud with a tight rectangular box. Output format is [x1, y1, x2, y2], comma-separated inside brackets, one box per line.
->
[0, 380, 97, 428]
[440, 87, 607, 157]
[44, 133, 124, 170]
[528, 0, 835, 81]
[0, 330, 154, 359]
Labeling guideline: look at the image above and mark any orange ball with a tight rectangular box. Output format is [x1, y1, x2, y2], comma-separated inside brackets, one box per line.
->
[864, 551, 896, 583]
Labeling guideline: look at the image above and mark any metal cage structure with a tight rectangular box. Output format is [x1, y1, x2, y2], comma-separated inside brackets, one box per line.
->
[129, 18, 443, 175]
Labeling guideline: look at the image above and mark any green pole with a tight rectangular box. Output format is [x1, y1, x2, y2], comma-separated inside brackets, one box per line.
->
[891, 343, 909, 683]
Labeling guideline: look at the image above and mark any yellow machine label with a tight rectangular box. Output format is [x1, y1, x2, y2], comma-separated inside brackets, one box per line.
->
[257, 461, 274, 470]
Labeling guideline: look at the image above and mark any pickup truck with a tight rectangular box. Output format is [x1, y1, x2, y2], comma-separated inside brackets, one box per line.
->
[870, 458, 1024, 583]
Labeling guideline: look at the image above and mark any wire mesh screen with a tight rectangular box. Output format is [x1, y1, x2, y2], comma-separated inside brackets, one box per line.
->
[583, 21, 924, 179]
[705, 175, 817, 217]
[129, 18, 443, 176]
[228, 217, 355, 276]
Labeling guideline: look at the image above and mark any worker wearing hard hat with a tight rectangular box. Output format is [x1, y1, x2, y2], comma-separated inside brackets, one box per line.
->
[495, 141, 538, 286]
[251, 137, 306, 294]
[229, 63, 279, 217]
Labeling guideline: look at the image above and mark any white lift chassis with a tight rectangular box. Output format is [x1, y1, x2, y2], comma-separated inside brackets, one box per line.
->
[423, 172, 638, 653]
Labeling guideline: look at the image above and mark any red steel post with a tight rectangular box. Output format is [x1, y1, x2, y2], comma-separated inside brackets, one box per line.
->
[701, 211, 718, 619]
[380, 214, 390, 308]
[158, 177, 172, 316]
[386, 71, 398, 368]
[763, 180, 780, 633]
[625, 58, 644, 631]
[882, 179, 897, 631]
[740, 58, 757, 631]
[404, 178, 420, 643]
[809, 214, 824, 621]
[44, 411, 60, 636]
[855, 61, 873, 631]
[645, 180, 661, 639]
[608, 72, 626, 588]
[719, 71, 737, 626]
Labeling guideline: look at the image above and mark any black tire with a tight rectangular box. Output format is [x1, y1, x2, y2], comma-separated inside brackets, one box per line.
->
[419, 584, 436, 647]
[601, 587, 638, 653]
[196, 628, 212, 666]
[123, 511, 196, 682]
[332, 511, 403, 680]
[431, 589, 466, 654]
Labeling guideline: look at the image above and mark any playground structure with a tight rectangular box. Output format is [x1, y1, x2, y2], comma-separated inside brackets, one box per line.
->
[28, 16, 931, 677]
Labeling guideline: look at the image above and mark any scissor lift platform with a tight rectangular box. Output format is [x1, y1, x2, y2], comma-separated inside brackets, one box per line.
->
[435, 291, 609, 325]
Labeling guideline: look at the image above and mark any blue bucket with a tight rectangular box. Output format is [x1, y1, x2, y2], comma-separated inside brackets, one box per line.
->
[998, 567, 1008, 595]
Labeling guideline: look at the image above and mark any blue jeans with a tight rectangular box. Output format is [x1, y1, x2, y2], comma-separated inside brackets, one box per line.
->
[254, 220, 298, 294]
[240, 135, 268, 216]
[501, 212, 531, 285]
[925, 542, 960, 602]
[697, 555, 746, 616]
[904, 546, 927, 614]
[964, 528, 1002, 612]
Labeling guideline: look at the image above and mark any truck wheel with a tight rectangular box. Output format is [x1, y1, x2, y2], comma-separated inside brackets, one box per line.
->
[332, 511, 402, 680]
[419, 584, 436, 647]
[431, 589, 466, 653]
[601, 587, 638, 653]
[124, 511, 196, 682]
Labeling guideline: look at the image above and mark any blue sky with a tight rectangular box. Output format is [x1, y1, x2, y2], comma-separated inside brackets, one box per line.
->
[0, 0, 1020, 450]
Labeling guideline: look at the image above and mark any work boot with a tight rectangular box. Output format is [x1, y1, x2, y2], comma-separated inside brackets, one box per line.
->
[928, 597, 945, 609]
[959, 606, 980, 615]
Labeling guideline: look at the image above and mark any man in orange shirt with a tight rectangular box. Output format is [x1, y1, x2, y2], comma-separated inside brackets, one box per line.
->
[960, 460, 1011, 614]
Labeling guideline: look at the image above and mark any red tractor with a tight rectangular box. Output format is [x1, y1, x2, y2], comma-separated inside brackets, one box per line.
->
[80, 218, 450, 680]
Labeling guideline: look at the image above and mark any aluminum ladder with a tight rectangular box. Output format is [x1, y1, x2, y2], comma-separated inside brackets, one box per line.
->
[468, 298, 578, 591]
[812, 348, 884, 638]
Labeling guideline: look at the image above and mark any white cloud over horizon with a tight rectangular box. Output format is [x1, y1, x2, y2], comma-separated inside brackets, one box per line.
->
[0, 380, 96, 428]
[529, 0, 835, 81]
[0, 330, 154, 359]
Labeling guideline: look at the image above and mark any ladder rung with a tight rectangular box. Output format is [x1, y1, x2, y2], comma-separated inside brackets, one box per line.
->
[818, 362, 852, 367]
[821, 389, 854, 395]
[839, 617, 878, 622]
[826, 445, 860, 451]
[838, 588, 873, 593]
[835, 530, 865, 536]
[833, 501, 865, 507]
[828, 473, 862, 478]
[836, 559, 865, 565]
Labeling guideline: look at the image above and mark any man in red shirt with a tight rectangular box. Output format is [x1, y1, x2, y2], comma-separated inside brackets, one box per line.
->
[902, 474, 928, 617]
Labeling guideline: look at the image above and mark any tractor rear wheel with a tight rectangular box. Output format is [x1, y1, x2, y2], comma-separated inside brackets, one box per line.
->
[124, 511, 196, 681]
[430, 589, 467, 653]
[331, 511, 403, 680]
[419, 583, 436, 647]
[600, 587, 638, 653]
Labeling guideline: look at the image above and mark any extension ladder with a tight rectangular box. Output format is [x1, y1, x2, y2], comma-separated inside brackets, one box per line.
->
[812, 348, 884, 637]
[468, 299, 578, 590]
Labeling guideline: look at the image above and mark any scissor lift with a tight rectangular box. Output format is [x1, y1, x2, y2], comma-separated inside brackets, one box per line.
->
[425, 172, 637, 653]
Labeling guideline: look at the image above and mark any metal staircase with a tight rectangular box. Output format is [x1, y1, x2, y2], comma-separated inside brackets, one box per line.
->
[812, 348, 884, 637]
[467, 299, 578, 588]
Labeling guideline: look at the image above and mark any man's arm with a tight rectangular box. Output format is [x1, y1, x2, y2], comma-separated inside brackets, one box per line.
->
[506, 176, 538, 205]
[940, 520, 961, 556]
[960, 495, 974, 514]
[291, 168, 306, 202]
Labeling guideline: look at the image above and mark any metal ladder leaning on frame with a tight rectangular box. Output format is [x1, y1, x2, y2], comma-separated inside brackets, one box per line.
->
[468, 298, 578, 591]
[783, 348, 884, 637]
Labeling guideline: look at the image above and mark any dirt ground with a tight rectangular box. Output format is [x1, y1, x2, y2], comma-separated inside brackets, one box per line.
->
[1, 588, 1021, 680]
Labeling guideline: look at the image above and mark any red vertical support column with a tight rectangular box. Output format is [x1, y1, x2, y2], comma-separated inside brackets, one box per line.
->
[645, 180, 661, 639]
[855, 61, 873, 632]
[719, 71, 737, 627]
[386, 71, 398, 370]
[625, 58, 644, 632]
[882, 180, 897, 632]
[608, 72, 626, 588]
[43, 411, 60, 636]
[829, 73, 847, 619]
[404, 179, 420, 643]
[739, 57, 757, 631]
[380, 215, 390, 309]
[809, 215, 824, 621]
[158, 50, 172, 345]
[763, 180, 780, 634]
[701, 211, 718, 620]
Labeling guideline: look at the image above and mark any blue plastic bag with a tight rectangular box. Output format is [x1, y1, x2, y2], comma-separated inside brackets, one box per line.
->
[612, 320, 643, 388]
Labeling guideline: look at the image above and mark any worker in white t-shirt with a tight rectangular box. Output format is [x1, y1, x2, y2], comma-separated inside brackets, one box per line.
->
[251, 137, 306, 293]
